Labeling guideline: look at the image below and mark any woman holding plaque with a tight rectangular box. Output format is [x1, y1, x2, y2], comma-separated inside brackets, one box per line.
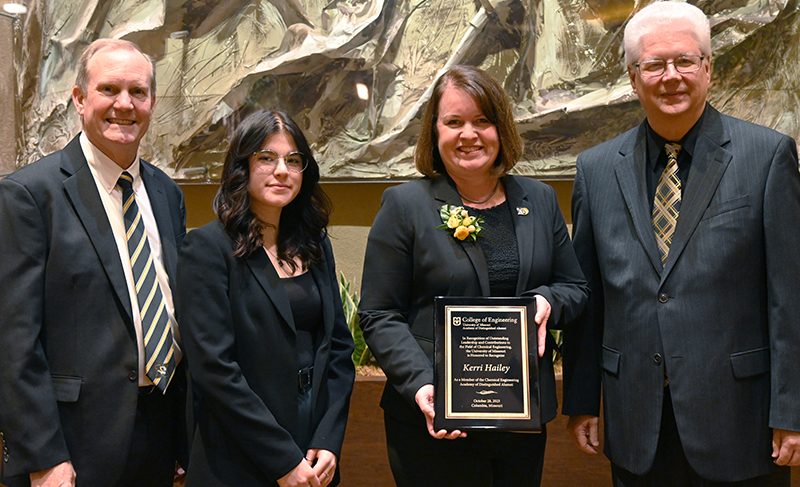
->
[358, 65, 589, 486]
[177, 110, 355, 487]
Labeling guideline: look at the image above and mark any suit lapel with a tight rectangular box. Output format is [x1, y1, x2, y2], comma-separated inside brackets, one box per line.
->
[245, 249, 296, 333]
[432, 177, 491, 296]
[310, 263, 334, 340]
[310, 261, 334, 392]
[60, 137, 134, 321]
[140, 161, 178, 280]
[504, 177, 534, 295]
[614, 124, 663, 274]
[662, 107, 731, 279]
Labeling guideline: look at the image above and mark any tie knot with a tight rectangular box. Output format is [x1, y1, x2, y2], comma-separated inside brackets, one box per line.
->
[665, 143, 681, 160]
[118, 171, 134, 191]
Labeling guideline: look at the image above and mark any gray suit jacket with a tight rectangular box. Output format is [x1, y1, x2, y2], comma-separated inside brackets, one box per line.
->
[562, 105, 800, 481]
[0, 136, 187, 486]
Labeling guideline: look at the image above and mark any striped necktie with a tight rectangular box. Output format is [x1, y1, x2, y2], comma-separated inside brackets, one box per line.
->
[652, 143, 682, 265]
[118, 171, 175, 393]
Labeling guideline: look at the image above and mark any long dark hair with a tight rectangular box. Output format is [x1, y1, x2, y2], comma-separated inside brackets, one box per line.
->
[214, 110, 331, 270]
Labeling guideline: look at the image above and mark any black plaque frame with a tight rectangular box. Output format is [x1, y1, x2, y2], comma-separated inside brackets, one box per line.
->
[433, 296, 541, 432]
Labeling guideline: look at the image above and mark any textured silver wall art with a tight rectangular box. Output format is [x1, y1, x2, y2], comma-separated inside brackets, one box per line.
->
[13, 0, 800, 180]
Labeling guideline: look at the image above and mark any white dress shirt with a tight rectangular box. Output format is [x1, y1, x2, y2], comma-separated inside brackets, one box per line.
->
[80, 133, 181, 387]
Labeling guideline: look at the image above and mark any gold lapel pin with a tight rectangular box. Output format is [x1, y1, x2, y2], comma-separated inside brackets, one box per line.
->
[517, 207, 529, 216]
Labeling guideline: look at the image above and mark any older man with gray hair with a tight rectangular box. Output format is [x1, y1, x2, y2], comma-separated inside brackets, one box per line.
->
[563, 2, 800, 485]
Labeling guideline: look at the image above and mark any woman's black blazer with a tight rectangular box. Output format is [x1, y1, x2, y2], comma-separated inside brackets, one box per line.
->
[359, 175, 588, 427]
[177, 220, 355, 486]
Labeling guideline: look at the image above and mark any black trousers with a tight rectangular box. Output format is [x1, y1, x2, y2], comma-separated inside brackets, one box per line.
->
[116, 387, 181, 487]
[384, 414, 547, 487]
[612, 387, 790, 487]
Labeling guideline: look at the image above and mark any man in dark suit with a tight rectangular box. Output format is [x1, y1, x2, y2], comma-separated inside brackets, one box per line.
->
[562, 2, 800, 485]
[0, 39, 186, 487]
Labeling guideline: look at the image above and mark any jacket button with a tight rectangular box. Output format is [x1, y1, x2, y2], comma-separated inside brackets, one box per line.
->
[658, 293, 669, 303]
[654, 353, 662, 364]
[128, 370, 138, 381]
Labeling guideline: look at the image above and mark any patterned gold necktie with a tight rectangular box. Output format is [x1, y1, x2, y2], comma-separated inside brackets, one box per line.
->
[118, 172, 176, 393]
[653, 143, 682, 265]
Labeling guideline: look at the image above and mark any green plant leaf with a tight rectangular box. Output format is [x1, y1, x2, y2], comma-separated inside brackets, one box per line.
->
[339, 273, 372, 366]
[550, 329, 563, 367]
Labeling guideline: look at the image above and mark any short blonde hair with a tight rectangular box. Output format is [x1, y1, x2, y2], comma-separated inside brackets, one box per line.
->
[75, 39, 156, 94]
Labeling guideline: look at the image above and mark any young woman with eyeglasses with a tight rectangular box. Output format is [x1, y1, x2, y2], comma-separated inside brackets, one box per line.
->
[177, 110, 355, 487]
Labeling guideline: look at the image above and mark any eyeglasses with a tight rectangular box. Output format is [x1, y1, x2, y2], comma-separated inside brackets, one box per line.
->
[251, 150, 308, 173]
[634, 55, 705, 77]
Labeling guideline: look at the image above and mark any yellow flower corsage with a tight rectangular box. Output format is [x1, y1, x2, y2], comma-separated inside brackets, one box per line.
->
[437, 205, 484, 241]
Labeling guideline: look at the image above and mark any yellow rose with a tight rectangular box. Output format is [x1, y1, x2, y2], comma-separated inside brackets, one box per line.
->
[461, 210, 469, 218]
[447, 215, 460, 228]
[462, 216, 473, 226]
[468, 225, 476, 232]
[454, 226, 470, 240]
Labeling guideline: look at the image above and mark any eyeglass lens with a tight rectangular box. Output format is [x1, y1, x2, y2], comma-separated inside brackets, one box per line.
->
[638, 56, 703, 76]
[253, 150, 307, 172]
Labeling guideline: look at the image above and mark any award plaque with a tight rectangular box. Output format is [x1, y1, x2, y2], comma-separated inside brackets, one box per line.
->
[433, 296, 541, 432]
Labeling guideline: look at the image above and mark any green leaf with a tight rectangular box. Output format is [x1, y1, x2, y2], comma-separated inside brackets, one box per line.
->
[550, 329, 563, 366]
[339, 273, 373, 366]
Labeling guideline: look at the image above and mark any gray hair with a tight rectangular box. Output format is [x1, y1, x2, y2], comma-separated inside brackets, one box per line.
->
[624, 2, 711, 66]
[75, 39, 156, 94]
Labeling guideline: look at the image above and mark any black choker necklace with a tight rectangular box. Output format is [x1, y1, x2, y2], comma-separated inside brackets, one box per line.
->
[460, 181, 499, 205]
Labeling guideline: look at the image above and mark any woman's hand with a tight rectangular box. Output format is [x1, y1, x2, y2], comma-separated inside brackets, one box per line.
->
[277, 458, 320, 487]
[415, 384, 467, 440]
[305, 449, 337, 487]
[533, 295, 552, 358]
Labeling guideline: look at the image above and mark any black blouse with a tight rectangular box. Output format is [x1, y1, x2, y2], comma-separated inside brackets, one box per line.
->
[466, 201, 520, 297]
[283, 271, 323, 370]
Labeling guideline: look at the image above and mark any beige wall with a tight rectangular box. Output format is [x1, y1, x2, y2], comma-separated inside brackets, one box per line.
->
[180, 180, 574, 295]
[180, 182, 400, 291]
[0, 15, 16, 176]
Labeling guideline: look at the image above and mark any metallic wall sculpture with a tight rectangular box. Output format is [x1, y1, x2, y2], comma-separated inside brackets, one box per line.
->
[13, 0, 800, 180]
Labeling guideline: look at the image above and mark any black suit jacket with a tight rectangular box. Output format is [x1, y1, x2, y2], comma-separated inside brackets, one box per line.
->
[0, 136, 187, 486]
[359, 175, 588, 427]
[563, 106, 800, 481]
[176, 221, 355, 486]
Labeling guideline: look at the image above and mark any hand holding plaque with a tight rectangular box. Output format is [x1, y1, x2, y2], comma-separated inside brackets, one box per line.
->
[433, 296, 541, 432]
[415, 384, 467, 439]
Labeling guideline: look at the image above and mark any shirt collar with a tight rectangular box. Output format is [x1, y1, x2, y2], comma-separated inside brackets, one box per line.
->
[80, 132, 141, 194]
[645, 104, 707, 171]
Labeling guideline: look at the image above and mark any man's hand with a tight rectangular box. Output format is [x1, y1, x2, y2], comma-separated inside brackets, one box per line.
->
[415, 384, 466, 440]
[30, 460, 76, 487]
[567, 415, 600, 454]
[772, 428, 800, 466]
[533, 295, 552, 358]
